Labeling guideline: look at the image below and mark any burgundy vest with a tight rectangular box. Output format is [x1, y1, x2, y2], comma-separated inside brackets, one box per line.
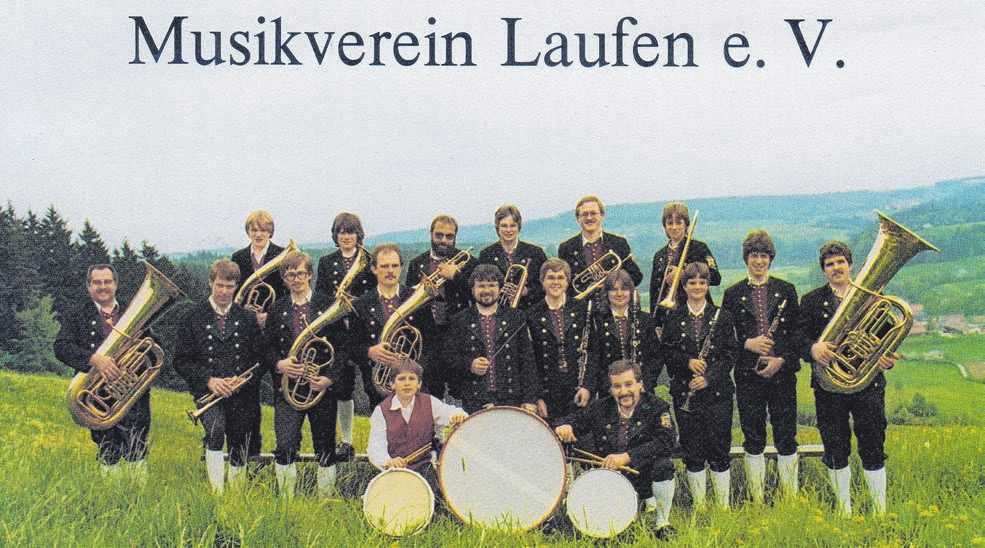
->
[381, 393, 434, 471]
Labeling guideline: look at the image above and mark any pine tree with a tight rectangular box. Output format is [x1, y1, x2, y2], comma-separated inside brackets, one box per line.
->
[112, 239, 144, 303]
[8, 293, 69, 375]
[37, 206, 80, 316]
[0, 205, 44, 354]
[77, 219, 111, 270]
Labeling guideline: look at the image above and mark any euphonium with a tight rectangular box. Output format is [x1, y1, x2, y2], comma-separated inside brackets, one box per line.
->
[657, 211, 699, 309]
[67, 262, 188, 429]
[234, 239, 299, 313]
[283, 246, 370, 409]
[813, 212, 939, 394]
[571, 250, 634, 301]
[499, 259, 529, 309]
[371, 247, 473, 395]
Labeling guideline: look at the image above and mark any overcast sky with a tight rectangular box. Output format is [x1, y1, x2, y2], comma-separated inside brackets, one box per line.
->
[2, 1, 983, 253]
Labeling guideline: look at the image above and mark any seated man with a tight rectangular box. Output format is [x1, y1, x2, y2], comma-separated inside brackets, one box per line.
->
[367, 358, 467, 491]
[555, 360, 678, 538]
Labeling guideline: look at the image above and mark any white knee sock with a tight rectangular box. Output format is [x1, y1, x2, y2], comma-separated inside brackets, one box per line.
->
[829, 466, 852, 516]
[687, 470, 707, 509]
[275, 463, 297, 498]
[711, 469, 731, 508]
[205, 450, 225, 494]
[745, 453, 765, 502]
[338, 400, 354, 444]
[777, 453, 799, 495]
[864, 467, 887, 516]
[651, 479, 675, 527]
[317, 464, 338, 498]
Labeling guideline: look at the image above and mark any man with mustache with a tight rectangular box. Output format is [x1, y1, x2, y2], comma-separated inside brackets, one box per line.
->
[799, 241, 897, 516]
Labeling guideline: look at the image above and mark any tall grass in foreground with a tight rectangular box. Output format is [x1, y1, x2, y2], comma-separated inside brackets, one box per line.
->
[1, 370, 982, 547]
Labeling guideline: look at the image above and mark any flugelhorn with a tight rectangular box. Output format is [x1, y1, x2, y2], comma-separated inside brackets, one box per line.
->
[67, 262, 188, 429]
[282, 247, 370, 409]
[499, 259, 529, 309]
[187, 363, 260, 425]
[657, 211, 699, 309]
[571, 251, 634, 301]
[234, 239, 299, 313]
[813, 212, 938, 394]
[372, 247, 473, 396]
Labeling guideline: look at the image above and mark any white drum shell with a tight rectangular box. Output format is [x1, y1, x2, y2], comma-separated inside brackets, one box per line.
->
[566, 468, 638, 538]
[363, 468, 434, 537]
[439, 407, 567, 531]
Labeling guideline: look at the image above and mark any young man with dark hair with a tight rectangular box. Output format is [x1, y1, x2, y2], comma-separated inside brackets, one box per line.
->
[593, 269, 662, 397]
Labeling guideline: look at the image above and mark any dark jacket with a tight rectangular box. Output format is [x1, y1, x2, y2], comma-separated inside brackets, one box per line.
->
[406, 248, 477, 324]
[526, 298, 599, 402]
[650, 239, 720, 319]
[721, 276, 801, 379]
[173, 301, 264, 399]
[478, 240, 548, 309]
[314, 249, 375, 301]
[54, 299, 131, 373]
[230, 242, 288, 311]
[557, 231, 644, 296]
[560, 392, 677, 468]
[661, 303, 738, 403]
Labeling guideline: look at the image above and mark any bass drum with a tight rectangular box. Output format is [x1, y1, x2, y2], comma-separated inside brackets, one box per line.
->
[362, 468, 434, 537]
[438, 406, 567, 531]
[566, 468, 638, 538]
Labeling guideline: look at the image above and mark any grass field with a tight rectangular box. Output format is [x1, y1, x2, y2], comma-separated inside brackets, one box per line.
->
[1, 340, 983, 546]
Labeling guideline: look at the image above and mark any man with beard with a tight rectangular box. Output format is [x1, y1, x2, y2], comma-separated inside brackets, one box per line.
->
[443, 264, 538, 413]
[478, 204, 547, 310]
[406, 214, 475, 399]
[555, 360, 678, 538]
[799, 241, 897, 516]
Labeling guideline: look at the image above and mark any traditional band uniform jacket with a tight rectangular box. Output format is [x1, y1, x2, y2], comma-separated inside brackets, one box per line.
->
[478, 240, 548, 310]
[526, 298, 599, 422]
[649, 239, 720, 322]
[231, 242, 288, 310]
[661, 303, 738, 406]
[315, 249, 375, 301]
[406, 247, 477, 324]
[592, 306, 662, 393]
[722, 276, 801, 378]
[557, 231, 644, 295]
[443, 306, 539, 413]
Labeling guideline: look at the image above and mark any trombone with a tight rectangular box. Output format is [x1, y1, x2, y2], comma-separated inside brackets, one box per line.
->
[187, 363, 260, 425]
[656, 211, 699, 310]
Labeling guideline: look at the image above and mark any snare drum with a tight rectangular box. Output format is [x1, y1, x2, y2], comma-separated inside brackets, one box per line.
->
[566, 468, 638, 538]
[439, 406, 566, 531]
[362, 468, 434, 537]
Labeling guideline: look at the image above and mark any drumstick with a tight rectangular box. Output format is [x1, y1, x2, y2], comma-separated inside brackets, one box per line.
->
[570, 449, 639, 475]
[404, 442, 432, 463]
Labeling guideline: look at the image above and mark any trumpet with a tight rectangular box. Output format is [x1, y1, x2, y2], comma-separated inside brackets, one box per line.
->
[234, 239, 299, 313]
[372, 248, 473, 395]
[187, 363, 260, 425]
[680, 308, 720, 413]
[499, 259, 529, 309]
[572, 251, 634, 301]
[657, 211, 699, 310]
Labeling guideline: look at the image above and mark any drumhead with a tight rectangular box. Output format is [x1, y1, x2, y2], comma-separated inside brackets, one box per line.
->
[566, 468, 638, 538]
[363, 468, 434, 536]
[439, 407, 566, 531]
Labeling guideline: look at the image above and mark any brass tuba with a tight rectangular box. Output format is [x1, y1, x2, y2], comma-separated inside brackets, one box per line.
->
[499, 259, 529, 309]
[67, 262, 188, 429]
[813, 212, 939, 394]
[571, 250, 634, 301]
[282, 246, 370, 409]
[657, 211, 699, 309]
[234, 239, 299, 313]
[371, 247, 472, 395]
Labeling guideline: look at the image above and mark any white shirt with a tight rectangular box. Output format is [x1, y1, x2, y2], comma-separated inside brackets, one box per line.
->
[367, 394, 467, 470]
[251, 242, 270, 265]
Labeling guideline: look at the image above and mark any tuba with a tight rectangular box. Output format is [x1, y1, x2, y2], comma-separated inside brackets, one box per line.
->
[282, 246, 370, 409]
[813, 212, 939, 394]
[67, 262, 188, 429]
[234, 239, 299, 313]
[499, 259, 529, 309]
[571, 251, 634, 301]
[371, 248, 472, 396]
[657, 211, 699, 309]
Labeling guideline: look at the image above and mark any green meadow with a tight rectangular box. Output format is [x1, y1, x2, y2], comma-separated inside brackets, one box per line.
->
[1, 334, 983, 546]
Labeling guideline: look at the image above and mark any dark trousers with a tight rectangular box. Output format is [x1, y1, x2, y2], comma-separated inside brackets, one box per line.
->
[675, 393, 733, 473]
[198, 392, 258, 466]
[735, 369, 799, 456]
[91, 391, 151, 465]
[273, 392, 338, 466]
[814, 378, 888, 471]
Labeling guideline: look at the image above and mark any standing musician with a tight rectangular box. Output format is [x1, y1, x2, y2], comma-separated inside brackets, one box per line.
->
[367, 358, 467, 492]
[526, 258, 598, 423]
[477, 204, 548, 310]
[315, 212, 375, 461]
[174, 259, 264, 494]
[799, 241, 897, 516]
[443, 264, 539, 414]
[557, 196, 643, 302]
[263, 251, 346, 498]
[54, 264, 151, 479]
[721, 231, 801, 501]
[555, 360, 678, 539]
[592, 269, 662, 396]
[406, 214, 476, 399]
[351, 243, 438, 410]
[649, 202, 720, 329]
[662, 262, 738, 509]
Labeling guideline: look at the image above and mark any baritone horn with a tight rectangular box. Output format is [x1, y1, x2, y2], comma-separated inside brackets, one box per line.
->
[657, 211, 699, 309]
[571, 251, 634, 300]
[234, 239, 299, 313]
[499, 259, 529, 308]
[187, 363, 260, 425]
[814, 212, 939, 394]
[67, 262, 188, 429]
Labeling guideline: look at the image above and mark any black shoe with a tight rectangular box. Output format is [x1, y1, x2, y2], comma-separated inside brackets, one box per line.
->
[654, 525, 677, 541]
[335, 442, 355, 462]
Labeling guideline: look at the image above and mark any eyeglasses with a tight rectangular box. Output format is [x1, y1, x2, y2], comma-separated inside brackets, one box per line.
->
[283, 271, 309, 281]
[577, 211, 601, 219]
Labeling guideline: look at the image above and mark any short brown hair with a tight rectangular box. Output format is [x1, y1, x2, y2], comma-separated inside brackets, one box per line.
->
[430, 214, 458, 234]
[662, 202, 690, 228]
[279, 250, 313, 278]
[539, 257, 571, 282]
[608, 359, 642, 382]
[470, 264, 504, 287]
[494, 204, 522, 231]
[390, 357, 424, 381]
[742, 230, 776, 263]
[575, 196, 605, 217]
[86, 264, 117, 285]
[331, 212, 365, 246]
[682, 261, 710, 282]
[244, 210, 275, 236]
[819, 241, 853, 269]
[603, 269, 634, 292]
[371, 243, 403, 266]
[209, 259, 241, 283]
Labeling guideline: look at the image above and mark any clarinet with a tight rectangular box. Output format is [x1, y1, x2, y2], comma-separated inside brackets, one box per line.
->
[576, 300, 593, 389]
[755, 299, 787, 373]
[679, 308, 720, 413]
[630, 289, 640, 364]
